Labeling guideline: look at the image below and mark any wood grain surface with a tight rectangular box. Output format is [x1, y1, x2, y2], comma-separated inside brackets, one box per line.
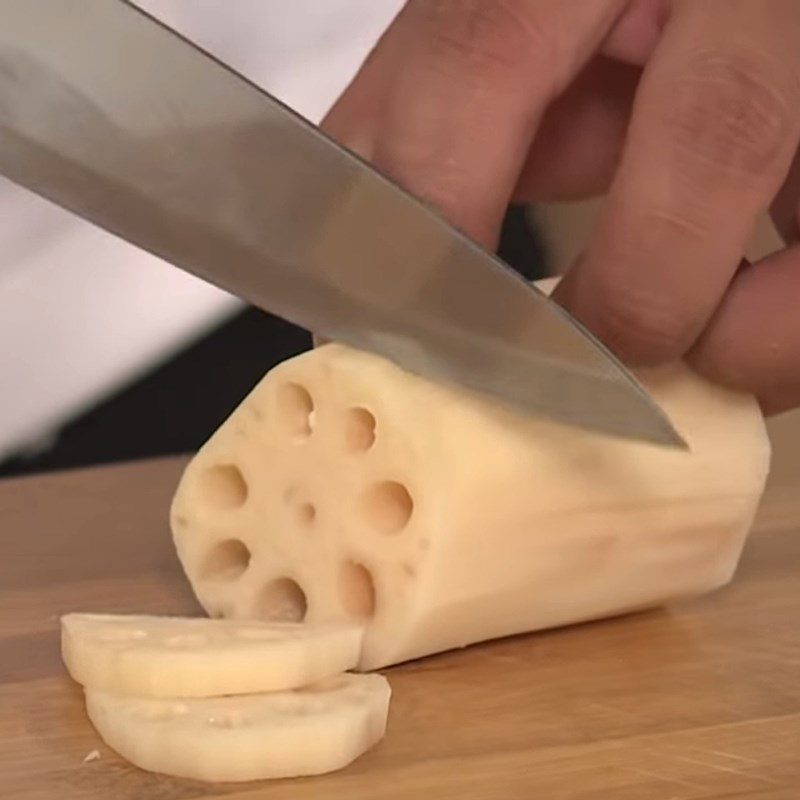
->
[1, 445, 798, 800]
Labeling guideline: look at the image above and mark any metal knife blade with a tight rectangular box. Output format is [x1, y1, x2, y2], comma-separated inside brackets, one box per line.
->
[0, 0, 685, 447]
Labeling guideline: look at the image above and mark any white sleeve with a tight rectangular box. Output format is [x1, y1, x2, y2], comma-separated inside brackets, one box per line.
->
[0, 1, 402, 460]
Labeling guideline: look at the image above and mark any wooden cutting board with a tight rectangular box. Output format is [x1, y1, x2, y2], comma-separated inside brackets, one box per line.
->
[1, 454, 799, 800]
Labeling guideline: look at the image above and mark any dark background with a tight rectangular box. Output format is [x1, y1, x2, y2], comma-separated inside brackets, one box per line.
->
[0, 205, 549, 478]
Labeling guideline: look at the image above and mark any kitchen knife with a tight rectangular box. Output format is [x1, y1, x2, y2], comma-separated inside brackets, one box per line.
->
[0, 0, 685, 447]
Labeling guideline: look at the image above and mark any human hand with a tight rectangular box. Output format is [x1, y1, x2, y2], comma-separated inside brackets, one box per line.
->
[322, 0, 800, 413]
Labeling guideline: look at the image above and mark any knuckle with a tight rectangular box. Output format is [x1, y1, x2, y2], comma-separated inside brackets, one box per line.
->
[689, 343, 750, 395]
[590, 207, 710, 363]
[416, 0, 561, 87]
[595, 285, 692, 365]
[640, 204, 711, 249]
[664, 49, 796, 179]
[606, 202, 711, 279]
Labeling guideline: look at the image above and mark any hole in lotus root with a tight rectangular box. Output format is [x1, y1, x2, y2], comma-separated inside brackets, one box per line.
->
[198, 464, 248, 509]
[276, 383, 314, 439]
[200, 539, 251, 581]
[339, 560, 376, 620]
[359, 481, 413, 534]
[344, 407, 376, 452]
[256, 577, 307, 622]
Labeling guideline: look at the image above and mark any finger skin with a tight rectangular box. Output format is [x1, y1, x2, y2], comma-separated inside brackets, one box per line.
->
[505, 0, 670, 202]
[557, 0, 800, 365]
[324, 0, 629, 247]
[515, 56, 639, 202]
[601, 0, 671, 64]
[770, 147, 800, 243]
[689, 247, 800, 414]
[321, 4, 406, 160]
[327, 0, 669, 207]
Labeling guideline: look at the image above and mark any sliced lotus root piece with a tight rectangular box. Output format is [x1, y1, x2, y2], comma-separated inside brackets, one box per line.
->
[85, 672, 390, 782]
[61, 613, 363, 697]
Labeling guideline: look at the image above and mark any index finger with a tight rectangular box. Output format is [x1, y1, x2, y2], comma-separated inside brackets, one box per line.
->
[557, 0, 800, 365]
[324, 0, 629, 247]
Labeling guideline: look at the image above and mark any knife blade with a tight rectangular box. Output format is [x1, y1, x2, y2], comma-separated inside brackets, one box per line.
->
[0, 0, 685, 447]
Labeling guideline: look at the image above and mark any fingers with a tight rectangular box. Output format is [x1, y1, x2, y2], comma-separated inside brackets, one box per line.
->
[689, 246, 800, 415]
[515, 56, 639, 202]
[323, 0, 629, 247]
[515, 0, 669, 202]
[557, 0, 800, 365]
[770, 148, 800, 243]
[601, 0, 670, 65]
[320, 6, 405, 160]
[328, 0, 667, 207]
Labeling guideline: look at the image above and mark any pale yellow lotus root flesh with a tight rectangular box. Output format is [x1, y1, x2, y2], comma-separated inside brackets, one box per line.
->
[85, 672, 390, 782]
[171, 341, 770, 670]
[61, 612, 363, 697]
